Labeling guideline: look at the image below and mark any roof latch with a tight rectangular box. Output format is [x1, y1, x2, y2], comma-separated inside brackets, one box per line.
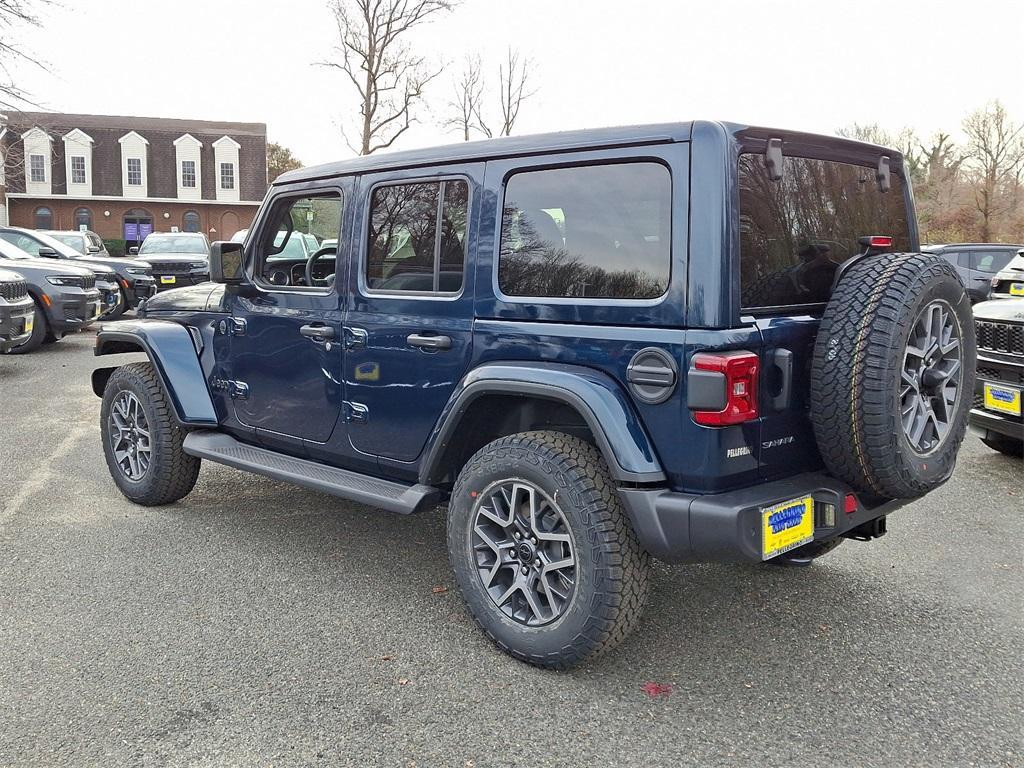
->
[764, 137, 784, 181]
[877, 155, 891, 192]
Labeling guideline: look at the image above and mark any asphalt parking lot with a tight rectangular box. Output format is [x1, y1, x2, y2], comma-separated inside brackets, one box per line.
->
[1, 329, 1022, 768]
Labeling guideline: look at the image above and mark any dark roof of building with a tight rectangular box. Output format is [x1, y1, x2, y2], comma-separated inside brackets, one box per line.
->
[3, 111, 266, 137]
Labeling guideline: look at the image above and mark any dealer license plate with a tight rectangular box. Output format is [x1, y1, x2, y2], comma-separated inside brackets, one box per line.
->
[160, 275, 176, 284]
[23, 315, 33, 335]
[762, 496, 814, 560]
[983, 383, 1022, 416]
[92, 302, 102, 319]
[1009, 283, 1024, 296]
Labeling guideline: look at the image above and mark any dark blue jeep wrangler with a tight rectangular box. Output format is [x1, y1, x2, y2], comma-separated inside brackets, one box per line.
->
[92, 121, 976, 668]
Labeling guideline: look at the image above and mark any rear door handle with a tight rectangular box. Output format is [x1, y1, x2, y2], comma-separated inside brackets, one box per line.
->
[407, 333, 452, 350]
[300, 324, 335, 341]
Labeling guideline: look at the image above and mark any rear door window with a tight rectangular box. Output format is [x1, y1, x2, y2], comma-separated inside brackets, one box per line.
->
[738, 154, 912, 309]
[971, 250, 1014, 273]
[498, 162, 671, 300]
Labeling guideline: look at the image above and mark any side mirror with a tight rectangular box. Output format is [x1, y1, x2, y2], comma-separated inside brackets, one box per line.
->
[210, 241, 246, 285]
[37, 247, 58, 258]
[128, 246, 140, 255]
[87, 245, 101, 254]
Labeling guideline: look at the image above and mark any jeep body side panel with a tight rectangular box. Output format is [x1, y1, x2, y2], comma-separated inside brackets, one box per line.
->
[94, 318, 218, 426]
[419, 359, 666, 485]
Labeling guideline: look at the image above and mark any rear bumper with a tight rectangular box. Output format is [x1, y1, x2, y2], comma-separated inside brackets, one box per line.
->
[619, 472, 907, 563]
[0, 296, 35, 352]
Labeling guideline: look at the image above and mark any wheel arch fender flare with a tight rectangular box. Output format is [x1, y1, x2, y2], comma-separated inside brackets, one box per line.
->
[420, 361, 666, 485]
[92, 319, 217, 427]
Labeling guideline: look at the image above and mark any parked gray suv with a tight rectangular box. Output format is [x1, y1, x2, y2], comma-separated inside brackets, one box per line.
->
[923, 243, 1023, 303]
[0, 238, 101, 353]
[0, 268, 35, 353]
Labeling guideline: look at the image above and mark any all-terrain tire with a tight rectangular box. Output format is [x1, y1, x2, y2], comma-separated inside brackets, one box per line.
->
[100, 361, 201, 505]
[5, 298, 47, 354]
[447, 431, 651, 669]
[980, 435, 1023, 458]
[810, 253, 975, 499]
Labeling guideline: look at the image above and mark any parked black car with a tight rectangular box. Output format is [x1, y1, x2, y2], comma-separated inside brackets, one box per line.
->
[970, 298, 1024, 456]
[93, 121, 976, 669]
[923, 243, 1023, 303]
[988, 249, 1024, 300]
[0, 267, 35, 353]
[131, 232, 210, 292]
[0, 238, 101, 353]
[0, 227, 155, 318]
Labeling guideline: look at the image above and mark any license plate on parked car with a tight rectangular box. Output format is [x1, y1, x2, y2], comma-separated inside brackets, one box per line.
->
[1010, 283, 1024, 296]
[160, 276, 176, 284]
[23, 316, 33, 335]
[983, 383, 1022, 415]
[92, 302, 102, 319]
[761, 496, 814, 560]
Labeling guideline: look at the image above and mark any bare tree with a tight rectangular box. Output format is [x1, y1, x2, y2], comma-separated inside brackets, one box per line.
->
[443, 54, 484, 142]
[962, 100, 1024, 240]
[0, 0, 52, 110]
[319, 0, 458, 155]
[476, 48, 534, 138]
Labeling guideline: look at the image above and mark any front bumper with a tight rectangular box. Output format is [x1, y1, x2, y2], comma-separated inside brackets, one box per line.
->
[0, 295, 36, 352]
[970, 352, 1024, 441]
[127, 276, 157, 305]
[50, 288, 103, 335]
[152, 272, 210, 292]
[619, 473, 907, 563]
[97, 281, 122, 317]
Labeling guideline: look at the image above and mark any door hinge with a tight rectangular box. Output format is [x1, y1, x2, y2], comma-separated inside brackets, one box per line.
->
[216, 317, 247, 336]
[343, 401, 368, 423]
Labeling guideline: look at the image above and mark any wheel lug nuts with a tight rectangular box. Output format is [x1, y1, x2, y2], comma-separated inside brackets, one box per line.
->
[513, 531, 521, 540]
[534, 558, 541, 567]
[530, 536, 537, 544]
[520, 567, 528, 575]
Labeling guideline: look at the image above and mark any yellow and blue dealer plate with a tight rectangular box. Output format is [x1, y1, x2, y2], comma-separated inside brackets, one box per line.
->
[23, 315, 33, 335]
[1009, 282, 1024, 296]
[984, 383, 1022, 416]
[762, 496, 814, 560]
[160, 275, 176, 284]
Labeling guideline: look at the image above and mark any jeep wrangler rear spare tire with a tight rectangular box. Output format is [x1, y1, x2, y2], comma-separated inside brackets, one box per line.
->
[447, 431, 650, 669]
[100, 361, 201, 506]
[811, 252, 975, 499]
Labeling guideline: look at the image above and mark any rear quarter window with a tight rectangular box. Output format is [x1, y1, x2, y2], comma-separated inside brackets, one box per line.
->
[738, 153, 911, 310]
[498, 162, 671, 300]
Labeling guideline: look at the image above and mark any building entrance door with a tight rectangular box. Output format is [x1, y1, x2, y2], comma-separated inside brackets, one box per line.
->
[123, 209, 154, 251]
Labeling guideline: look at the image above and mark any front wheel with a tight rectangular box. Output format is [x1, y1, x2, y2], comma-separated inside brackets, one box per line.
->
[100, 362, 200, 505]
[447, 431, 651, 669]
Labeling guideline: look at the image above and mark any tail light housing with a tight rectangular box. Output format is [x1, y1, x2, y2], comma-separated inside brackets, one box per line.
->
[690, 351, 759, 426]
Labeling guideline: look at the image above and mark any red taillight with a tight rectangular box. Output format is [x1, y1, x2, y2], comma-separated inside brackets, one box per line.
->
[844, 493, 857, 514]
[868, 235, 893, 248]
[691, 351, 759, 426]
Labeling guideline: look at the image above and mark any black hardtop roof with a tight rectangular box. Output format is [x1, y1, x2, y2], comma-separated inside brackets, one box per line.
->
[275, 120, 906, 185]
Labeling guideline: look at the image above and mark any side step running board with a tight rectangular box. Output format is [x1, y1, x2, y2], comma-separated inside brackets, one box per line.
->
[182, 430, 441, 515]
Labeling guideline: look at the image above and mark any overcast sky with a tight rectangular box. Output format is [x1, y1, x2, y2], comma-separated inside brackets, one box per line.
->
[11, 0, 1024, 168]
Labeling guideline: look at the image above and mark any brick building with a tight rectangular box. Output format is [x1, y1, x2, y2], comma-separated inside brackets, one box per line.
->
[0, 112, 267, 249]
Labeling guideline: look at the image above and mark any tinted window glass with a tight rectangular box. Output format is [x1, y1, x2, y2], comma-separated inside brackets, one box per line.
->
[499, 163, 670, 299]
[972, 250, 1014, 273]
[739, 154, 912, 308]
[257, 193, 343, 286]
[366, 179, 468, 294]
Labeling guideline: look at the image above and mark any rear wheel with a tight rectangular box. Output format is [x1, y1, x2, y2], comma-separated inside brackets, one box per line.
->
[100, 362, 200, 505]
[5, 298, 47, 354]
[447, 431, 650, 669]
[980, 435, 1023, 458]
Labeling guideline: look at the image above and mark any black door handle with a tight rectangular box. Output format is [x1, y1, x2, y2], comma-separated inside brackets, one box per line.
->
[300, 324, 335, 341]
[407, 333, 452, 350]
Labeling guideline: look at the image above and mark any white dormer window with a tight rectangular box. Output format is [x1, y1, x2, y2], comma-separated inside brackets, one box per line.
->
[29, 154, 46, 183]
[212, 135, 240, 202]
[22, 126, 53, 196]
[173, 133, 203, 200]
[118, 131, 149, 199]
[62, 128, 94, 196]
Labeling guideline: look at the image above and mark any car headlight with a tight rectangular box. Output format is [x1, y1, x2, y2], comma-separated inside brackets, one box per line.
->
[46, 275, 86, 287]
[125, 266, 150, 276]
[190, 261, 208, 270]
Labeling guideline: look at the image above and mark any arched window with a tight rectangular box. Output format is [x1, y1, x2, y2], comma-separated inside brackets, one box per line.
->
[34, 206, 53, 229]
[74, 207, 92, 231]
[183, 210, 200, 233]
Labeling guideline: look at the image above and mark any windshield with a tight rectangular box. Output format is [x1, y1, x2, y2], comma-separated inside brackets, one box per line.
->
[48, 233, 88, 254]
[139, 235, 208, 255]
[0, 238, 34, 260]
[267, 231, 310, 261]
